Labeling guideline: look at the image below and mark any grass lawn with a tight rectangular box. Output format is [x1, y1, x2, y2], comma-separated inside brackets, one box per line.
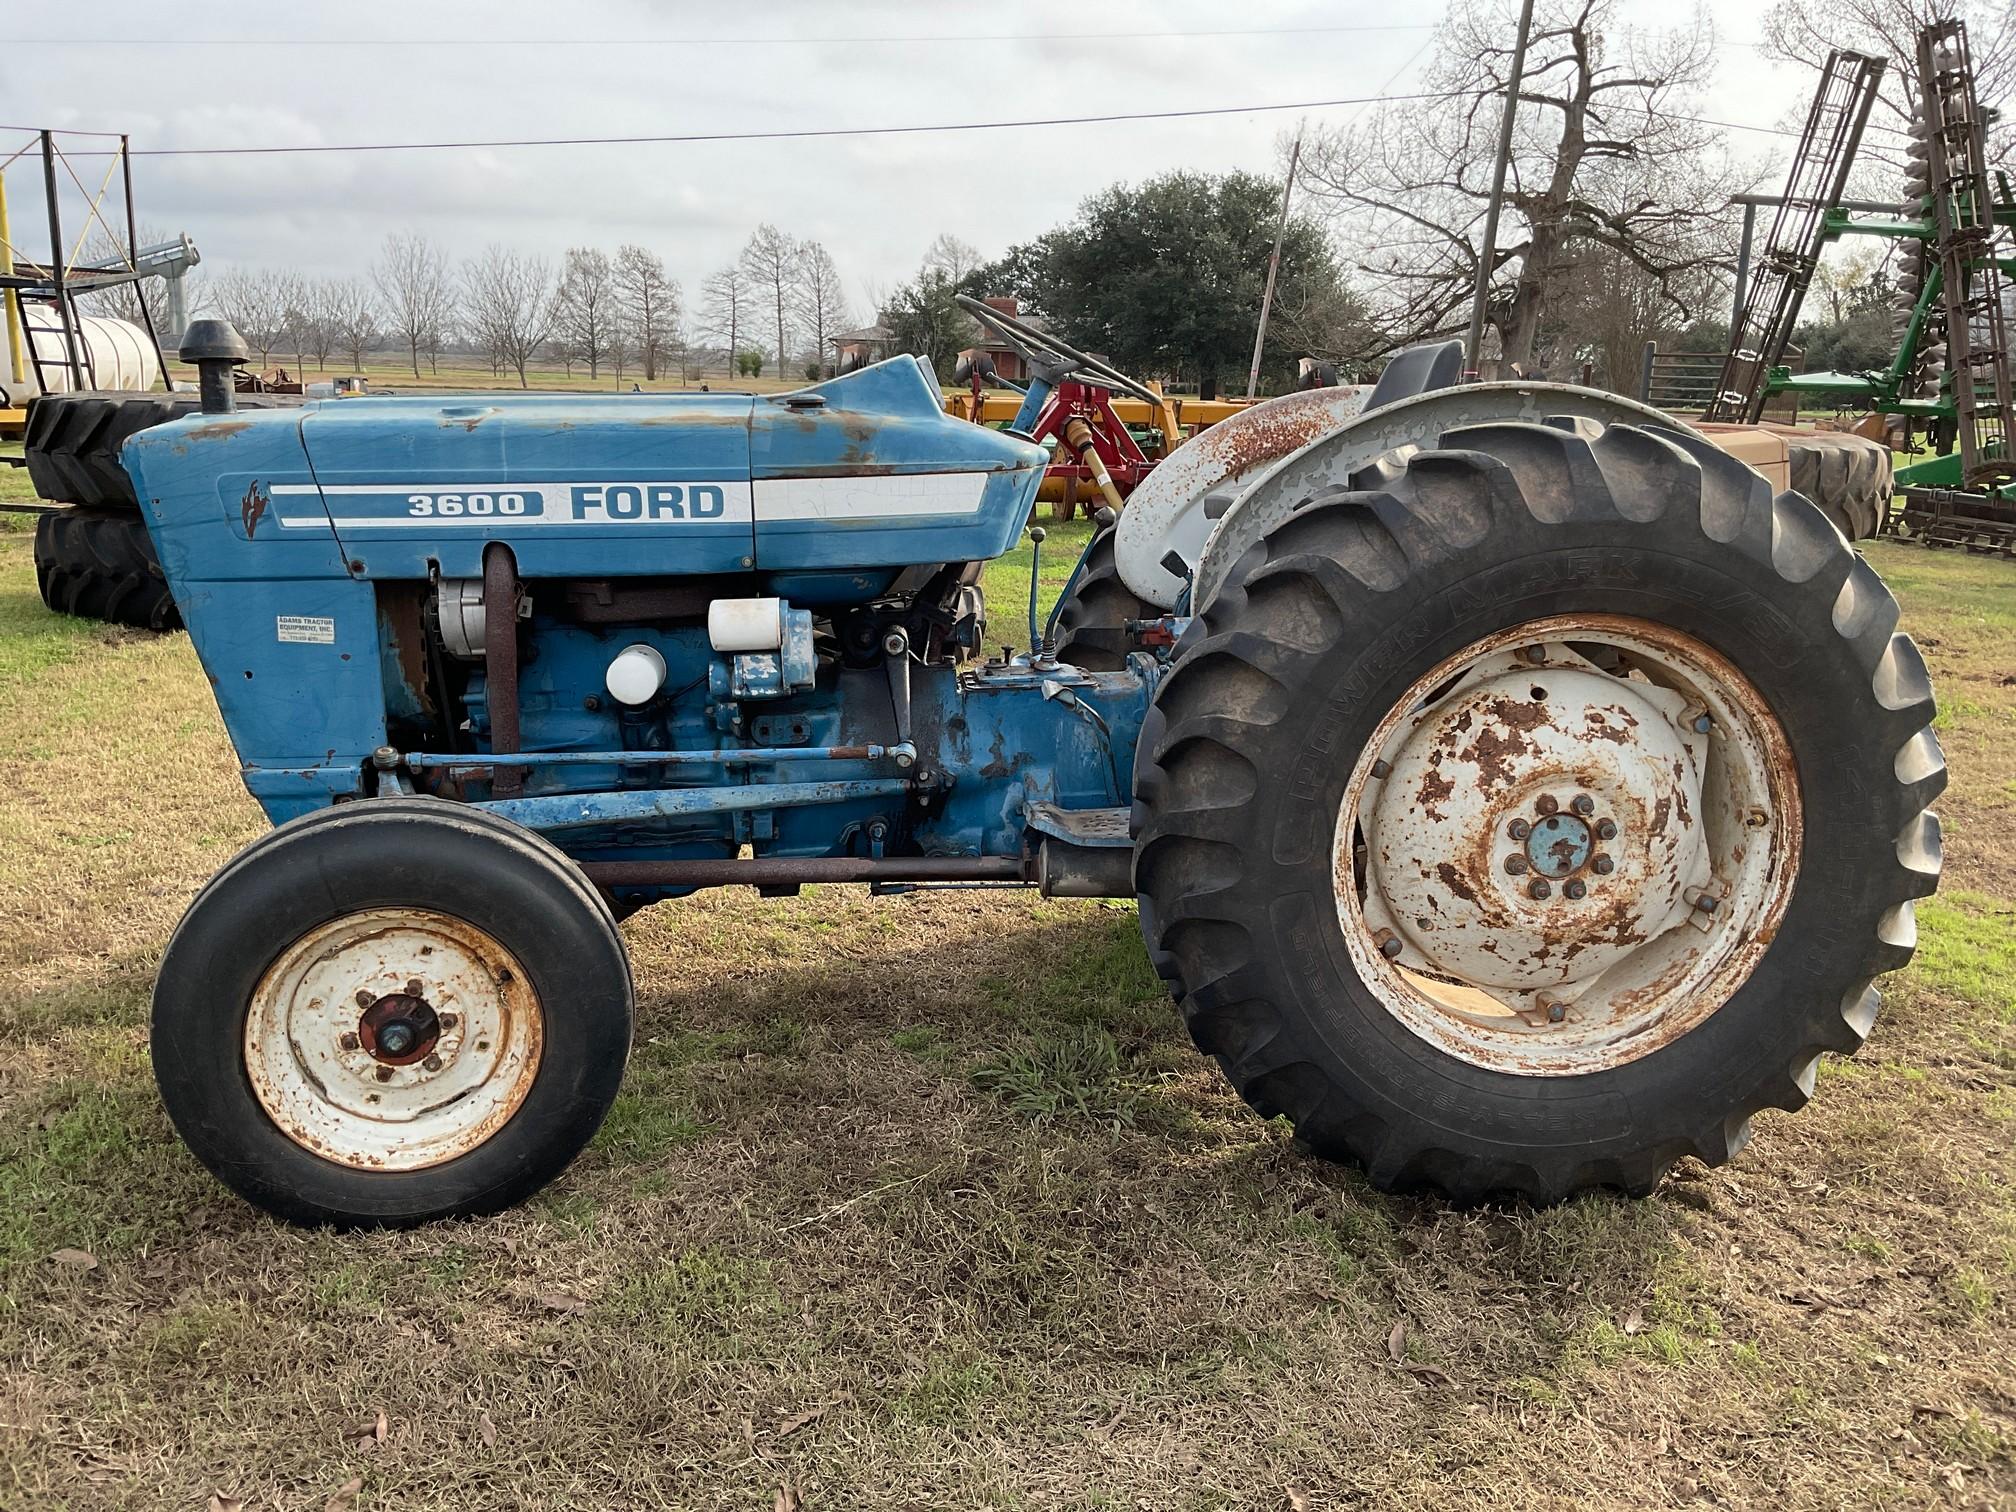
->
[0, 532, 2011, 1509]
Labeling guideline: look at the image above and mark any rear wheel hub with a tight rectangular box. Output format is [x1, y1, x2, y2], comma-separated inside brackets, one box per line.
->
[1337, 614, 1801, 1074]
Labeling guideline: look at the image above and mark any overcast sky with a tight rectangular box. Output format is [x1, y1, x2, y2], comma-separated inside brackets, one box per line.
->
[4, 0, 1817, 324]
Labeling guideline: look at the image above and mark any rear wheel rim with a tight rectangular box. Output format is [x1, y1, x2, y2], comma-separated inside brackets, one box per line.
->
[1333, 613, 1801, 1076]
[244, 908, 544, 1170]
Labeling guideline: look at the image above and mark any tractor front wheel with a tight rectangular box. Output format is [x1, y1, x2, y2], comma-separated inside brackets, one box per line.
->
[1133, 417, 1943, 1202]
[153, 799, 632, 1226]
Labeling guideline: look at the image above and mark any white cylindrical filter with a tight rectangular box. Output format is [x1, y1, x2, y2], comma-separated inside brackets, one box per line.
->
[605, 643, 668, 706]
[708, 597, 786, 652]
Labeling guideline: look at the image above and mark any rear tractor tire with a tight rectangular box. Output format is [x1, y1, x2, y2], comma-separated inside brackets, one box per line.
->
[1133, 417, 1943, 1203]
[153, 799, 634, 1226]
[1052, 523, 1156, 671]
[34, 505, 180, 632]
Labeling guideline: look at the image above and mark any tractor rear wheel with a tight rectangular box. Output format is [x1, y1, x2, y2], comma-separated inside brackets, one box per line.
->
[23, 391, 299, 509]
[1053, 523, 1155, 671]
[1133, 417, 1943, 1203]
[153, 799, 633, 1226]
[34, 505, 180, 631]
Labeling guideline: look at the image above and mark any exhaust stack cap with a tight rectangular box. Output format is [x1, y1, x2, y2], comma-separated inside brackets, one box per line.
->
[179, 319, 250, 415]
[179, 318, 250, 365]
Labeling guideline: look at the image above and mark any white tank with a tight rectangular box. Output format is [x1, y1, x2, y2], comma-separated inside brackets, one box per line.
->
[17, 303, 162, 393]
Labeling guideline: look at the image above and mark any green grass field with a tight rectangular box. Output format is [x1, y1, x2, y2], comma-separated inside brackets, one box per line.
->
[0, 533, 2011, 1508]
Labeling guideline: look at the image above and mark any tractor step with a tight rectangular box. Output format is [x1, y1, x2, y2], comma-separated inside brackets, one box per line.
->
[1024, 802, 1131, 847]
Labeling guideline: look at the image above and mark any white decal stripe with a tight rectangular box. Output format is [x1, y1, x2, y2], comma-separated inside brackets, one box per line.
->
[264, 480, 756, 528]
[754, 472, 990, 521]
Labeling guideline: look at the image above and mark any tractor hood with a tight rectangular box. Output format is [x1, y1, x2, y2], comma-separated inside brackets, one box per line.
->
[122, 355, 1047, 586]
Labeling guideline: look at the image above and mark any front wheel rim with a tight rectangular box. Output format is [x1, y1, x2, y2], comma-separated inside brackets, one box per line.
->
[244, 908, 545, 1170]
[1334, 613, 1802, 1076]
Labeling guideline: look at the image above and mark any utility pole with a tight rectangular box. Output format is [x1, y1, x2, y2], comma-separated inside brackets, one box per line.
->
[1464, 0, 1536, 379]
[1245, 123, 1305, 401]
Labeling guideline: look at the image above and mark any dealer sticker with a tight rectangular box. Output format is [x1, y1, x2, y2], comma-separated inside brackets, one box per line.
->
[276, 615, 336, 645]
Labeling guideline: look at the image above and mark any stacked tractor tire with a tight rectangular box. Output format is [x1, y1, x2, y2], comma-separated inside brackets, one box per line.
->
[25, 392, 294, 631]
[1780, 429, 1893, 543]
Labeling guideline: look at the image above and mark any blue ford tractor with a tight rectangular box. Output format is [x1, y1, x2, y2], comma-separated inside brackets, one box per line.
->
[115, 303, 1942, 1226]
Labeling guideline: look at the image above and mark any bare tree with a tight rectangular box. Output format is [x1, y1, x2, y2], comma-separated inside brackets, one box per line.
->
[461, 246, 555, 388]
[1764, 0, 2016, 174]
[740, 225, 800, 380]
[211, 267, 293, 368]
[701, 266, 750, 378]
[293, 278, 353, 371]
[422, 312, 451, 376]
[923, 233, 982, 284]
[672, 317, 695, 384]
[326, 279, 379, 370]
[1298, 0, 1745, 374]
[553, 247, 620, 381]
[793, 241, 850, 378]
[614, 244, 678, 381]
[373, 233, 454, 379]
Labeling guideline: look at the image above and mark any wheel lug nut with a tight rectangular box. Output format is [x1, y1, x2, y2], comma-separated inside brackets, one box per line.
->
[1596, 820, 1618, 840]
[1379, 936, 1404, 959]
[422, 1053, 444, 1072]
[1547, 1001, 1567, 1023]
[1507, 819, 1531, 840]
[1535, 795, 1559, 816]
[1692, 714, 1713, 734]
[374, 1065, 394, 1083]
[1504, 855, 1529, 875]
[1528, 879, 1552, 900]
[1370, 759, 1392, 780]
[406, 978, 424, 996]
[1564, 879, 1587, 900]
[339, 1032, 361, 1051]
[1692, 893, 1719, 914]
[355, 990, 375, 1009]
[440, 1013, 459, 1031]
[1571, 794, 1595, 816]
[1592, 854, 1615, 875]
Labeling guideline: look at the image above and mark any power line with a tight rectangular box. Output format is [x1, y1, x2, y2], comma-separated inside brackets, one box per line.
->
[26, 92, 1886, 161]
[64, 93, 1463, 158]
[11, 24, 1443, 47]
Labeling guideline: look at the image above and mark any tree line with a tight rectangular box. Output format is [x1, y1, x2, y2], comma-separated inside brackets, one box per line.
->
[87, 0, 2007, 404]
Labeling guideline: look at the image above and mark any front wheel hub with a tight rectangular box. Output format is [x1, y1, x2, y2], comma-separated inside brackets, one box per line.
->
[244, 908, 544, 1170]
[358, 993, 441, 1065]
[1337, 614, 1800, 1075]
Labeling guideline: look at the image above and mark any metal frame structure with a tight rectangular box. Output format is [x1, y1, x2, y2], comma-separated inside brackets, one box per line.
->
[1917, 19, 2014, 489]
[1702, 51, 1886, 423]
[0, 127, 171, 401]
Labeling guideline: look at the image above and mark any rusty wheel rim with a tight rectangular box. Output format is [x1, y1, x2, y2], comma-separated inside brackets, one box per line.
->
[1333, 614, 1802, 1076]
[244, 908, 544, 1170]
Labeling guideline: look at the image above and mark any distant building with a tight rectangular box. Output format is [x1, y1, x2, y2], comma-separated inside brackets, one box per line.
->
[966, 296, 1046, 382]
[831, 323, 897, 373]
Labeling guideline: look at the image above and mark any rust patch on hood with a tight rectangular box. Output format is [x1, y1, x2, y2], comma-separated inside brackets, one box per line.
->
[186, 418, 252, 442]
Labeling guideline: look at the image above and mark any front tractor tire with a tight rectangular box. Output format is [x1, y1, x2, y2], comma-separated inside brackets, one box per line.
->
[153, 800, 633, 1227]
[1133, 417, 1943, 1203]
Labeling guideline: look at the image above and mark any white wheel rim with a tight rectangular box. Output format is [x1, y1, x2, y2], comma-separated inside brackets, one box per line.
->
[245, 908, 544, 1170]
[1334, 614, 1801, 1076]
